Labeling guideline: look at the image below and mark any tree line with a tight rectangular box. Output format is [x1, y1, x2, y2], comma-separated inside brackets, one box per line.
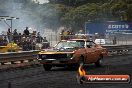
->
[0, 0, 132, 31]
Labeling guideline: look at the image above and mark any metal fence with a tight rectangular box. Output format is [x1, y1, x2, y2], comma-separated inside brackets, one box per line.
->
[0, 34, 50, 53]
[0, 33, 132, 53]
[45, 34, 132, 46]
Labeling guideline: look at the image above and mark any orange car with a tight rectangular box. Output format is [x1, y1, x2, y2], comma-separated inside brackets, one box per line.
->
[38, 39, 108, 71]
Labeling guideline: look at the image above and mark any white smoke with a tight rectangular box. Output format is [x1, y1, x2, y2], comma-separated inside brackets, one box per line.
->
[0, 0, 46, 34]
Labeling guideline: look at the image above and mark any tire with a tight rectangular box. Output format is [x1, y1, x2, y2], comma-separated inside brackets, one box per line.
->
[95, 56, 103, 67]
[75, 57, 85, 70]
[67, 57, 85, 70]
[43, 65, 52, 71]
[78, 57, 85, 66]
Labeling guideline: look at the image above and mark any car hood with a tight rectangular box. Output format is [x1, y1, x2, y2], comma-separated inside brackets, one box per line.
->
[39, 48, 76, 54]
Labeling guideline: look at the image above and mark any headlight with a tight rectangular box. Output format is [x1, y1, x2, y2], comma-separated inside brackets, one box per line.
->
[67, 53, 73, 58]
[37, 55, 42, 60]
[37, 55, 39, 59]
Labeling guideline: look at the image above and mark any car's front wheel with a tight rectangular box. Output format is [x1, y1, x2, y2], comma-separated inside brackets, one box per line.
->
[43, 65, 52, 71]
[78, 57, 85, 66]
[95, 56, 103, 67]
[68, 57, 85, 70]
[74, 57, 85, 70]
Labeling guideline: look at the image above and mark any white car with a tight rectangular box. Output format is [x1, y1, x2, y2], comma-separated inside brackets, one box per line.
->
[95, 39, 106, 45]
[94, 39, 113, 45]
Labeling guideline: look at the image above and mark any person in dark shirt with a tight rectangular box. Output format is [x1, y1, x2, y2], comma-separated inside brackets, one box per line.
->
[13, 29, 18, 43]
[43, 37, 48, 42]
[23, 27, 30, 36]
[3, 36, 8, 46]
[42, 37, 50, 49]
[36, 32, 43, 43]
[7, 28, 12, 42]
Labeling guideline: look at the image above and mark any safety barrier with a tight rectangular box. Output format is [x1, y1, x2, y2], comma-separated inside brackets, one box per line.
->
[102, 45, 132, 56]
[0, 50, 40, 69]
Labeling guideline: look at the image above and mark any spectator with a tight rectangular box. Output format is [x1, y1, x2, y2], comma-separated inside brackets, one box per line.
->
[0, 36, 3, 46]
[18, 33, 22, 42]
[63, 30, 68, 40]
[29, 36, 36, 50]
[37, 32, 40, 37]
[36, 32, 43, 43]
[70, 29, 74, 39]
[0, 36, 8, 46]
[21, 37, 31, 51]
[13, 29, 19, 43]
[67, 30, 71, 39]
[17, 33, 22, 46]
[43, 37, 48, 42]
[13, 29, 18, 35]
[7, 28, 12, 42]
[23, 27, 30, 36]
[3, 36, 8, 46]
[60, 30, 64, 40]
[42, 37, 49, 49]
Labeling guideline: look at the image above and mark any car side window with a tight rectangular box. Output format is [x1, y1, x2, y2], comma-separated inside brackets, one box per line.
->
[86, 41, 96, 48]
[80, 42, 85, 48]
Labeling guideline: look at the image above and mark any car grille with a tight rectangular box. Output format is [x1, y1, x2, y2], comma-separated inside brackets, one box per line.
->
[39, 54, 67, 60]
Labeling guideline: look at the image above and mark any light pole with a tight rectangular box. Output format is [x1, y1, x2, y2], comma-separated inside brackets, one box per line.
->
[0, 16, 19, 52]
[9, 17, 19, 42]
[0, 16, 19, 42]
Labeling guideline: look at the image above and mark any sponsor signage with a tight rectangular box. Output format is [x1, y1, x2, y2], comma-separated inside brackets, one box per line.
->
[83, 75, 130, 83]
[85, 21, 132, 34]
[77, 65, 130, 84]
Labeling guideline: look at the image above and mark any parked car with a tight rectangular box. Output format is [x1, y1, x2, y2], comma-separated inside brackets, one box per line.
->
[0, 43, 22, 53]
[95, 39, 114, 45]
[95, 39, 106, 45]
[37, 39, 108, 71]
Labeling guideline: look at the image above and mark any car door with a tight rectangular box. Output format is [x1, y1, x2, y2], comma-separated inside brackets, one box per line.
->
[85, 41, 97, 64]
[90, 41, 101, 62]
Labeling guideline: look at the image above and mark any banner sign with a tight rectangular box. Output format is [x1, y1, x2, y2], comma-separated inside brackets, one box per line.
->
[85, 21, 132, 34]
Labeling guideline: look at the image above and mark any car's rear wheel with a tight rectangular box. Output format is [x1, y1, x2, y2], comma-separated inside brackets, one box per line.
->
[43, 65, 52, 71]
[95, 56, 103, 67]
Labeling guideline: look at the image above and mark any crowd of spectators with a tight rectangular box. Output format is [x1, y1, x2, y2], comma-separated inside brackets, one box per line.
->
[59, 29, 88, 40]
[0, 36, 8, 46]
[60, 29, 74, 40]
[0, 27, 49, 51]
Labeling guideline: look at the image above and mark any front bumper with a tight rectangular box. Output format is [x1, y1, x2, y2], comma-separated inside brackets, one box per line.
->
[38, 58, 77, 65]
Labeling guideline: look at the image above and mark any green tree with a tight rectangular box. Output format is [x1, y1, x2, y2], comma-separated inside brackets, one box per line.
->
[110, 0, 132, 21]
[61, 3, 101, 30]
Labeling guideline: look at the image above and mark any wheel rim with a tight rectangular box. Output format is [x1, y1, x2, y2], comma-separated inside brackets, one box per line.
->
[99, 58, 103, 65]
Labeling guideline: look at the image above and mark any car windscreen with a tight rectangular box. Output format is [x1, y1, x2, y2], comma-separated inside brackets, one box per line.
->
[54, 40, 85, 49]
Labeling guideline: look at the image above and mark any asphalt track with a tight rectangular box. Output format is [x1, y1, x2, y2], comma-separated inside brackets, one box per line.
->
[0, 55, 132, 88]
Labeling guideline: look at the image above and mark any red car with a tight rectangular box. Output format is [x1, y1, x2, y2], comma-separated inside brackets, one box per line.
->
[38, 39, 108, 71]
